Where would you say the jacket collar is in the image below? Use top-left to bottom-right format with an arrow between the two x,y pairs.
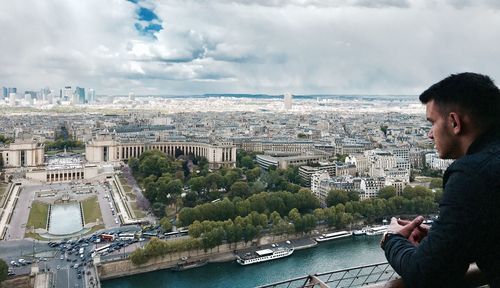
466,127 -> 500,155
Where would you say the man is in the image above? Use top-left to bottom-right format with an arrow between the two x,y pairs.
380,72 -> 500,288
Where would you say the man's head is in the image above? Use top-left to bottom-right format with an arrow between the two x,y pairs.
419,72 -> 500,159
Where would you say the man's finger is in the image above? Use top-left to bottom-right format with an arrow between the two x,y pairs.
397,219 -> 411,225
390,217 -> 398,225
407,216 -> 424,230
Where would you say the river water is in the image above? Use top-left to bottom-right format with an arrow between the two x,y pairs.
102,236 -> 386,288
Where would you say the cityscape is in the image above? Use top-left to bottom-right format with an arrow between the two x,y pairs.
0,91 -> 451,288
1,1 -> 499,288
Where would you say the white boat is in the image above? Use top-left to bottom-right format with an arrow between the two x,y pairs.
315,231 -> 352,242
365,225 -> 388,236
236,247 -> 294,265
353,228 -> 367,236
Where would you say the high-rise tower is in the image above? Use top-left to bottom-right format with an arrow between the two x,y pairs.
284,92 -> 293,110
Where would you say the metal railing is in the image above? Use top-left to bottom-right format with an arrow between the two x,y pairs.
258,262 -> 399,288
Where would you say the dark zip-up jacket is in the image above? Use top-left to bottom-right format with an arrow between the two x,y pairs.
382,128 -> 500,288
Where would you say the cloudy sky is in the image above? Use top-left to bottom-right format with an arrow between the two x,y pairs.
1,0 -> 500,95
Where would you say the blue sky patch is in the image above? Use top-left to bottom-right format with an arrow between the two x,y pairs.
129,1 -> 163,39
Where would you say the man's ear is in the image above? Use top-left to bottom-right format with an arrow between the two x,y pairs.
449,112 -> 461,134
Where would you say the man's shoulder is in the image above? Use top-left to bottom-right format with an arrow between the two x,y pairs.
448,141 -> 500,173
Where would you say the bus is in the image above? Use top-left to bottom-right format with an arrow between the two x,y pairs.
178,228 -> 189,236
95,244 -> 111,254
100,234 -> 115,242
119,233 -> 136,241
142,231 -> 158,238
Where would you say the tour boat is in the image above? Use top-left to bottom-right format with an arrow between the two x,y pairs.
365,225 -> 388,236
353,228 -> 367,236
315,230 -> 353,242
236,246 -> 294,265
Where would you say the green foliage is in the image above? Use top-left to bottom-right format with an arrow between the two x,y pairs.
0,258 -> 7,283
335,154 -> 348,162
230,181 -> 250,198
159,217 -> 173,232
152,202 -> 166,218
240,156 -> 255,169
429,178 -> 443,189
44,139 -> 84,151
380,125 -> 388,137
326,189 -> 349,207
177,190 -> 320,227
402,185 -> 433,199
128,157 -> 140,171
188,176 -> 206,193
0,135 -> 13,144
378,186 -> 397,200
130,237 -> 202,265
245,167 -> 261,182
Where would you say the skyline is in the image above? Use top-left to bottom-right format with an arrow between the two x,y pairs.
1,0 -> 500,95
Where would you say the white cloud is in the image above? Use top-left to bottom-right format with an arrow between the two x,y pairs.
1,0 -> 500,95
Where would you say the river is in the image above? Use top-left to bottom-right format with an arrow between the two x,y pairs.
102,235 -> 386,288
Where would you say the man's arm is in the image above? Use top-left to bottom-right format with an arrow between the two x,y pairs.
382,170 -> 477,288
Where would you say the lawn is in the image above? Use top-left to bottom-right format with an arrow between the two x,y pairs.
27,201 -> 49,229
130,202 -> 146,218
0,183 -> 8,207
82,196 -> 103,224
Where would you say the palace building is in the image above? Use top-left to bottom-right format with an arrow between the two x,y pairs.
85,134 -> 237,169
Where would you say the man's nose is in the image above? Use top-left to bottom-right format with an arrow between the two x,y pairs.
428,129 -> 433,140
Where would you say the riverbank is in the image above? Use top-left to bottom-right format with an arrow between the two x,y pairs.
97,233 -> 319,280
102,235 -> 387,288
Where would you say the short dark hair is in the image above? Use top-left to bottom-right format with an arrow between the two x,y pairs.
419,72 -> 500,130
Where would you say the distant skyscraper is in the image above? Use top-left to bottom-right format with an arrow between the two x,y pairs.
9,93 -> 16,106
8,87 -> 17,94
87,89 -> 95,103
63,86 -> 72,102
2,87 -> 7,98
129,91 -> 135,101
284,92 -> 293,110
75,87 -> 85,104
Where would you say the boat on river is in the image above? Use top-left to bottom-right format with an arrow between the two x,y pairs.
171,259 -> 208,271
236,246 -> 294,265
365,225 -> 388,236
353,228 -> 368,236
315,231 -> 352,242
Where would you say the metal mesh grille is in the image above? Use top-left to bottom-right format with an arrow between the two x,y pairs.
258,262 -> 399,288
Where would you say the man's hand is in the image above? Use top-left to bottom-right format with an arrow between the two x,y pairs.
397,218 -> 430,246
386,216 -> 426,246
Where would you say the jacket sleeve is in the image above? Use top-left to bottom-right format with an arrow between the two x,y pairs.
383,169 -> 480,288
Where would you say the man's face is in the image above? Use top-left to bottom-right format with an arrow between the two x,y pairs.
426,100 -> 458,159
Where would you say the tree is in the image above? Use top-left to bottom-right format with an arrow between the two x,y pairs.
347,190 -> 360,202
0,258 -> 7,283
249,181 -> 265,194
206,173 -> 224,191
326,189 -> 349,207
188,176 -> 206,193
429,178 -> 443,189
380,125 -> 388,137
245,167 -> 261,182
240,155 -> 254,169
152,202 -> 166,218
230,181 -> 250,198
224,171 -> 241,189
378,186 -> 397,200
159,217 -> 173,232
